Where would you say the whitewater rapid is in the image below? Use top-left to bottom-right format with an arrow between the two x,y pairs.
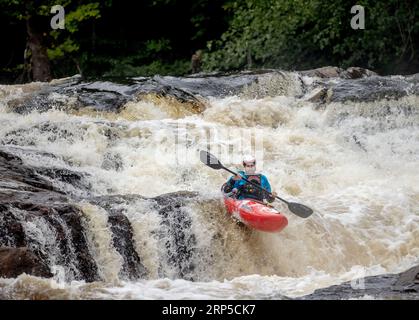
0,71 -> 418,299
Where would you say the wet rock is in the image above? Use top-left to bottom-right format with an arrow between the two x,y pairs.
135,91 -> 206,116
0,149 -> 99,281
301,264 -> 419,300
327,76 -> 413,102
0,146 -> 91,196
0,247 -> 53,279
76,91 -> 129,112
1,146 -> 201,282
346,67 -> 378,79
0,202 -> 100,282
0,205 -> 26,247
7,80 -> 129,114
0,147 -> 91,197
239,71 -> 303,98
90,191 -> 200,280
0,149 -> 58,193
107,212 -> 146,280
4,71 -> 266,115
6,76 -> 83,114
5,67 -> 384,115
306,87 -> 328,103
92,192 -> 200,280
300,66 -> 346,78
49,74 -> 83,86
91,195 -> 148,280
393,265 -> 419,291
34,167 -> 92,192
2,122 -> 76,147
153,190 -> 199,204
300,66 -> 377,79
8,93 -> 79,114
153,191 -> 199,280
146,73 -> 260,97
57,205 -> 100,282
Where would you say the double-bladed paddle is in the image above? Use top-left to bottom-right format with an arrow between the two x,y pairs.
199,150 -> 313,218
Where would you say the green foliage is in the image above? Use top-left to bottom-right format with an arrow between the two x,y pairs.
64,3 -> 101,33
38,1 -> 72,16
102,58 -> 190,77
47,2 -> 101,61
0,0 -> 103,80
203,0 -> 419,73
145,39 -> 172,54
2,0 -> 419,82
47,38 -> 79,60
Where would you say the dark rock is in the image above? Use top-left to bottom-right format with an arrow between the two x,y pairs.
91,191 -> 199,280
300,66 -> 377,79
0,247 -> 53,278
153,190 -> 199,205
6,75 -> 83,114
0,206 -> 26,247
9,92 -> 77,114
306,87 -> 328,103
0,146 -> 203,282
90,195 -> 148,280
7,80 -> 130,114
0,146 -> 91,196
301,264 -> 419,300
108,212 -> 147,280
393,265 -> 419,291
134,85 -> 206,114
34,167 -> 91,192
153,191 -> 199,280
0,149 -> 59,193
5,67 -> 386,118
146,73 -> 260,97
75,91 -> 128,112
300,66 -> 346,78
5,67 -> 385,116
58,205 -> 100,282
2,123 -> 75,147
346,67 -> 378,79
327,76 -> 412,102
0,202 -> 100,282
0,149 -> 99,281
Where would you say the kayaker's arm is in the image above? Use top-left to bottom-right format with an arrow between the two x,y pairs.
223,173 -> 244,194
261,175 -> 275,203
223,175 -> 239,193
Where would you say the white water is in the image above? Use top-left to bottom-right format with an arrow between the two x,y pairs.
0,74 -> 418,299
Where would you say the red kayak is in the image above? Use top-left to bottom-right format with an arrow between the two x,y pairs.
223,195 -> 288,233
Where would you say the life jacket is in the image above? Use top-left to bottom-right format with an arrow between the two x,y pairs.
240,174 -> 263,200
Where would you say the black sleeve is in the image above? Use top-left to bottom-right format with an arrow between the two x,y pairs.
222,179 -> 235,193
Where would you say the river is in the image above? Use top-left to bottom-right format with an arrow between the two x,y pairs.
0,69 -> 418,299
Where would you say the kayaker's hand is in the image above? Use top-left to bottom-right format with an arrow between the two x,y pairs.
232,188 -> 239,194
266,191 -> 277,203
233,174 -> 242,181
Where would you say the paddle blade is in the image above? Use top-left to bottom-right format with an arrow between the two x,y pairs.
199,150 -> 224,170
288,202 -> 313,218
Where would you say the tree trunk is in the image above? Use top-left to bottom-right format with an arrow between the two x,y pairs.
26,17 -> 52,82
247,46 -> 252,69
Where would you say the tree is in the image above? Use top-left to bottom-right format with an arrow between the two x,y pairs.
1,0 -> 102,82
203,0 -> 419,74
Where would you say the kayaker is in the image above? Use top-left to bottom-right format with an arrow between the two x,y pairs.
222,155 -> 277,203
